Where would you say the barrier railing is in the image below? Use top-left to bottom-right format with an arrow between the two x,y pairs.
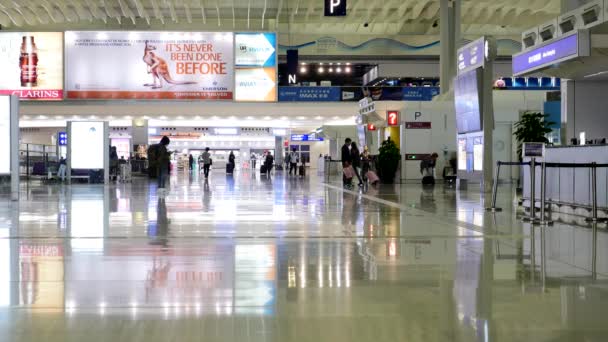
486,161 -> 530,212
489,159 -> 608,224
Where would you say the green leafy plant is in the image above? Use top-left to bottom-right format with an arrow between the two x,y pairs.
513,112 -> 554,160
377,137 -> 401,183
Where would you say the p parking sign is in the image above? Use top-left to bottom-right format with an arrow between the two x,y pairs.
325,0 -> 346,16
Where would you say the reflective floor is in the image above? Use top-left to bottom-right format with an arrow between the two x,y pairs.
1,170 -> 608,341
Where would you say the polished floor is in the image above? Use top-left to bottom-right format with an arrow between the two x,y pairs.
1,169 -> 608,342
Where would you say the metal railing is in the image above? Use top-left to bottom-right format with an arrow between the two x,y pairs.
488,159 -> 608,224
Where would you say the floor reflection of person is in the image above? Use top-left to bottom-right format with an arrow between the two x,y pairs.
148,197 -> 170,247
202,179 -> 211,212
341,192 -> 359,236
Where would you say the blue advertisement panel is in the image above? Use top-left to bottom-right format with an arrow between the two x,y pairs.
401,87 -> 440,101
279,87 -> 341,102
235,32 -> 277,68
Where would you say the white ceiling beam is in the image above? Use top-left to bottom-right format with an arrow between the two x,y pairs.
275,0 -> 283,28
231,0 -> 235,28
38,0 -> 65,23
150,0 -> 164,24
215,0 -> 220,26
85,0 -> 108,23
247,0 -> 250,28
117,0 -> 136,24
184,3 -> 192,23
102,0 -> 122,24
262,0 -> 267,29
305,0 -> 314,21
165,0 -> 178,23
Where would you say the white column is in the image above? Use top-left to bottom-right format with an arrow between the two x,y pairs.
10,96 -> 19,201
131,119 -> 149,153
440,0 -> 458,94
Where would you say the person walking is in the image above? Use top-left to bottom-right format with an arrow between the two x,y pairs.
288,148 -> 299,176
227,151 -> 236,174
341,138 -> 353,186
57,156 -> 67,181
250,152 -> 257,170
350,141 -> 364,187
157,136 -> 171,193
188,154 -> 194,171
201,147 -> 212,178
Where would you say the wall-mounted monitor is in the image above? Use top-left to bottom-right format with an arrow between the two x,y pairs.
454,69 -> 482,134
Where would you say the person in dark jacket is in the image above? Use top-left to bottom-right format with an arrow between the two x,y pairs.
341,138 -> 352,186
350,141 -> 364,187
157,136 -> 171,193
188,154 -> 194,171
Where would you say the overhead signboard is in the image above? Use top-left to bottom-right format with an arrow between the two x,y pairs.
70,122 -> 105,169
324,0 -> 347,16
278,87 -> 341,102
235,33 -> 277,67
0,96 -> 10,174
512,32 -> 587,76
0,32 -> 63,100
65,31 -> 234,100
457,37 -> 487,74
291,134 -> 324,142
405,122 -> 432,129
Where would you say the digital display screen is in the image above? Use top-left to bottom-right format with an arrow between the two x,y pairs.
454,69 -> 482,134
0,96 -> 10,174
71,121 -> 104,169
357,125 -> 366,148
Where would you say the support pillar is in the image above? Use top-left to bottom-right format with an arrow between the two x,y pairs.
131,119 -> 149,156
439,0 -> 460,94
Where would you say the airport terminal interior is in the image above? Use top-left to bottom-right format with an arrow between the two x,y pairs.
1,0 -> 608,341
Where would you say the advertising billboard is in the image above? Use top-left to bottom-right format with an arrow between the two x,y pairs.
0,96 -> 9,174
0,32 -> 63,100
65,31 -> 234,100
235,32 -> 277,102
235,68 -> 277,102
235,33 -> 277,67
70,122 -> 105,169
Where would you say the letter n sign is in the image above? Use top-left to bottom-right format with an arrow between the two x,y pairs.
325,0 -> 346,16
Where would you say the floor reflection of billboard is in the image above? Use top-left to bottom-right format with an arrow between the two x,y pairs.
454,69 -> 482,134
235,244 -> 276,315
458,138 -> 467,171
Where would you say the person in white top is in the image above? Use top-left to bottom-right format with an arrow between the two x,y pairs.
288,148 -> 299,176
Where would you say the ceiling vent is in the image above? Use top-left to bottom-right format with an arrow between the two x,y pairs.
540,24 -> 556,41
559,15 -> 577,34
521,29 -> 538,49
582,5 -> 600,24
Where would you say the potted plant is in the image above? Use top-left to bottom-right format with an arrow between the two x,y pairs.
377,137 -> 401,183
513,111 -> 554,160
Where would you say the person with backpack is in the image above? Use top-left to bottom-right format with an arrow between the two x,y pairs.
157,136 -> 171,193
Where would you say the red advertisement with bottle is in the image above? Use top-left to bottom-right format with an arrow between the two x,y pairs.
0,32 -> 63,100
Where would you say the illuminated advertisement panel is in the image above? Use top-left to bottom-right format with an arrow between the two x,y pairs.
65,31 -> 234,100
70,121 -> 105,169
0,96 -> 10,174
235,32 -> 277,102
0,32 -> 63,100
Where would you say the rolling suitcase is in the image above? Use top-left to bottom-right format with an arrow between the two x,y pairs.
299,165 -> 305,176
226,163 -> 234,174
260,164 -> 267,174
366,170 -> 379,184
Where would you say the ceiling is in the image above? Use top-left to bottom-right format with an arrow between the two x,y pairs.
0,0 -> 560,37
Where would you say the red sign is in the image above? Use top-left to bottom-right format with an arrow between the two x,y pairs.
367,123 -> 376,131
387,110 -> 400,126
405,122 -> 432,129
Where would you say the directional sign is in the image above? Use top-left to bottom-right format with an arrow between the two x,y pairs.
58,131 -> 67,146
235,33 -> 277,67
387,110 -> 400,126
